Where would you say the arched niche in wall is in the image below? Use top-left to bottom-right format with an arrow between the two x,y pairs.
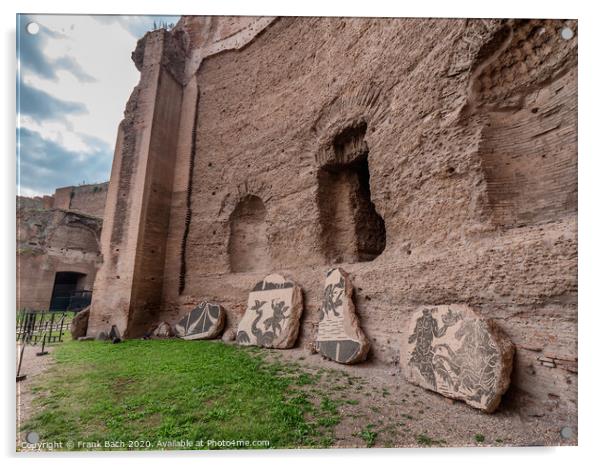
228,195 -> 271,273
317,121 -> 386,264
469,19 -> 577,227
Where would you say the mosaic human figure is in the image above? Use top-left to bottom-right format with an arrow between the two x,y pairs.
408,308 -> 458,389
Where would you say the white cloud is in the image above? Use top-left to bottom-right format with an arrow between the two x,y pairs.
22,14 -> 142,148
20,116 -> 91,153
18,14 -> 180,196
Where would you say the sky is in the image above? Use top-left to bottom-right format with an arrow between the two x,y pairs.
16,14 -> 180,197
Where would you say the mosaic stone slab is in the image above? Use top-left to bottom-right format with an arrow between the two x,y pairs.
151,321 -> 174,338
175,302 -> 226,340
403,304 -> 514,412
315,268 -> 369,364
236,274 -> 303,348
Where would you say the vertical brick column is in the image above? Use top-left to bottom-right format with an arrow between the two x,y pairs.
88,29 -> 184,337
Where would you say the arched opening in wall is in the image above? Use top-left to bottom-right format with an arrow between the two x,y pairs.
228,195 -> 271,273
472,20 -> 577,227
49,271 -> 88,311
318,123 -> 386,264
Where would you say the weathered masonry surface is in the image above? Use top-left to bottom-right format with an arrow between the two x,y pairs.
89,17 -> 577,417
17,183 -> 107,311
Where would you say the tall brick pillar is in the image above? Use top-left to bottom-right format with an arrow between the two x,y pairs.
88,29 -> 185,338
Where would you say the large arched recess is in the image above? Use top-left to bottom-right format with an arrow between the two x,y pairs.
317,122 -> 386,264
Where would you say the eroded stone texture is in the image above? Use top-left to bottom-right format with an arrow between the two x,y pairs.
17,185 -> 105,311
403,304 -> 514,412
70,307 -> 90,339
316,268 -> 369,364
236,274 -> 303,348
175,302 -> 225,340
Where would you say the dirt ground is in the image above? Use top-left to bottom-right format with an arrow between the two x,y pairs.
16,342 -> 57,446
16,339 -> 577,449
262,347 -> 578,448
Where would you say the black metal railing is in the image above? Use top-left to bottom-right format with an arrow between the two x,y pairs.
68,290 -> 92,311
16,310 -> 72,344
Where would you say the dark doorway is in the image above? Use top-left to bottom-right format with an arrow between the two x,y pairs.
49,272 -> 86,311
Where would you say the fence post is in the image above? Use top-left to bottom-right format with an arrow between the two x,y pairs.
16,342 -> 27,382
58,314 -> 65,343
36,333 -> 49,356
49,312 -> 55,343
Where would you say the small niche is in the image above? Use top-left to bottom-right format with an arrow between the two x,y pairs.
228,195 -> 271,273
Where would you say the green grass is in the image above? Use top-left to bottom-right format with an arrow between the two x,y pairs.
22,339 -> 340,450
359,425 -> 378,447
416,433 -> 445,447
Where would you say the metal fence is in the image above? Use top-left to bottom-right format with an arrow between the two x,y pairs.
49,290 -> 92,312
16,310 -> 72,345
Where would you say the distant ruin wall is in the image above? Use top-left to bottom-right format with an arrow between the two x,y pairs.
17,196 -> 103,311
53,182 -> 108,218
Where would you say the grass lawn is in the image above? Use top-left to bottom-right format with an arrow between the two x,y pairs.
22,339 -> 340,450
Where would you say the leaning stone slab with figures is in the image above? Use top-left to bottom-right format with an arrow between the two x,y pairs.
236,274 -> 304,349
404,304 -> 515,412
315,268 -> 370,364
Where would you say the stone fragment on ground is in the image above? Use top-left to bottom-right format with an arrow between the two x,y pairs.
175,302 -> 226,340
109,325 -> 122,343
236,274 -> 303,348
70,307 -> 89,339
403,304 -> 514,412
151,321 -> 174,338
315,267 -> 369,364
221,328 -> 236,342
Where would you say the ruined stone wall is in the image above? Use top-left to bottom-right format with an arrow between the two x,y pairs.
87,29 -> 186,336
88,17 -> 278,337
53,182 -> 108,218
155,17 -> 576,415
17,202 -> 102,310
17,195 -> 53,210
89,17 -> 577,417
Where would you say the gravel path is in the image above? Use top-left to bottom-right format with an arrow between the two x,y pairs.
264,347 -> 578,448
16,342 -> 57,447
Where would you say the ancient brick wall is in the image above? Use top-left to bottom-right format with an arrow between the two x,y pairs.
155,17 -> 576,415
87,29 -> 186,337
17,204 -> 102,311
90,17 -> 577,417
66,183 -> 109,218
53,182 -> 108,218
